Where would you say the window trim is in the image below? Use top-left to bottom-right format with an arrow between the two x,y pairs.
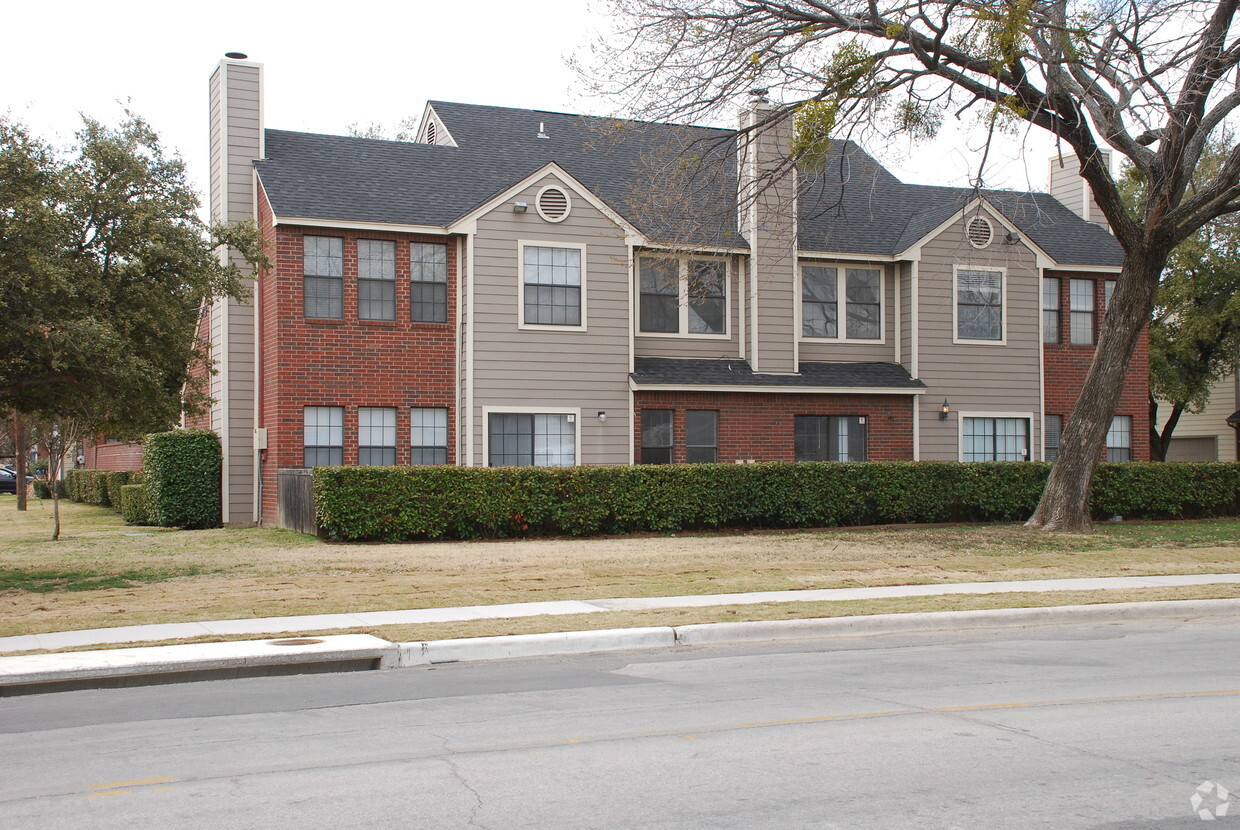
952,265 -> 1007,345
957,411 -> 1034,462
1106,414 -> 1132,462
634,254 -> 731,340
517,240 -> 588,332
302,405 -> 344,467
409,241 -> 449,324
481,406 -> 581,467
410,406 -> 450,466
1042,276 -> 1061,345
357,406 -> 398,466
302,235 -> 344,320
1069,278 -> 1096,345
357,239 -> 397,322
796,261 -> 887,344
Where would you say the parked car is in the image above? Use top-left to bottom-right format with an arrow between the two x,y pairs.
0,468 -> 35,495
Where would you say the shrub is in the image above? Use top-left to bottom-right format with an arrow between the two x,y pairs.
311,461 -> 1240,542
119,484 -> 150,525
104,471 -> 134,513
65,469 -> 110,505
143,429 -> 222,529
32,479 -> 67,499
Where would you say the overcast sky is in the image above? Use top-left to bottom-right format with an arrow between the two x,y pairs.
3,0 -> 1067,215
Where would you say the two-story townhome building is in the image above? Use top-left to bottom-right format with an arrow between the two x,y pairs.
195,56 -> 1144,527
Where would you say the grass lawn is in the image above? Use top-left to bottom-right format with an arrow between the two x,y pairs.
1,494 -> 1238,646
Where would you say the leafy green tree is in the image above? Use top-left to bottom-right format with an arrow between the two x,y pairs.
587,0 -> 1240,530
0,113 -> 267,525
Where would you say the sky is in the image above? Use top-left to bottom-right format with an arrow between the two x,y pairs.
2,0 -> 1068,215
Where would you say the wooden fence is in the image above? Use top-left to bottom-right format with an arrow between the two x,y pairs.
277,468 -> 316,535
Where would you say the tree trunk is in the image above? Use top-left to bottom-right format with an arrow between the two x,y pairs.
1154,403 -> 1184,462
1027,254 -> 1163,531
52,488 -> 60,541
13,415 -> 27,512
1148,395 -> 1165,462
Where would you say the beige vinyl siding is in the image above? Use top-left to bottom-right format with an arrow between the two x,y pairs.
634,254 -> 743,359
798,262 -> 898,363
208,68 -> 223,226
899,261 -> 914,375
223,64 -> 261,223
751,227 -> 798,373
1159,374 -> 1239,462
914,208 -> 1042,460
1048,152 -> 1110,228
225,292 -> 255,519
470,174 -> 631,465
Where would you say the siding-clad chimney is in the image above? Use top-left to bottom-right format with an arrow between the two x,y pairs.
207,56 -> 263,525
1048,149 -> 1112,230
738,102 -> 799,374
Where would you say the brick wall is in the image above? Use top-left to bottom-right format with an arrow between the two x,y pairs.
256,185 -> 458,525
82,440 -> 144,472
1043,271 -> 1150,460
632,391 -> 915,463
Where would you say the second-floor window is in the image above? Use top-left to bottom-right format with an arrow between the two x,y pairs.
638,256 -> 727,336
955,268 -> 1004,342
522,245 -> 582,327
303,236 -> 343,319
1043,277 -> 1061,344
1070,279 -> 1095,344
801,265 -> 882,340
358,240 -> 396,321
411,242 -> 448,323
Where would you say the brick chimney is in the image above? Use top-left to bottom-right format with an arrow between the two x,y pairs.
737,99 -> 799,374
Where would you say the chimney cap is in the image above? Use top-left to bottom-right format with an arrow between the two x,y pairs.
749,87 -> 769,101
224,52 -> 249,60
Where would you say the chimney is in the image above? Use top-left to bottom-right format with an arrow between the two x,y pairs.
737,98 -> 799,374
206,54 -> 264,525
1048,149 -> 1112,231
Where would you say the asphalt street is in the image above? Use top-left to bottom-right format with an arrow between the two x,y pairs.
1,617 -> 1237,828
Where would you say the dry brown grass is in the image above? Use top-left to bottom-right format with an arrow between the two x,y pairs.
1,496 -> 1238,641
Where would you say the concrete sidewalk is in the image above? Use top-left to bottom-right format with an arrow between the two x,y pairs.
3,572 -> 1239,654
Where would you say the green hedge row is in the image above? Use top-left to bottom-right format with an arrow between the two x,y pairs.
120,484 -> 150,525
312,461 -> 1240,543
66,470 -> 111,505
144,429 -> 221,529
32,479 -> 66,499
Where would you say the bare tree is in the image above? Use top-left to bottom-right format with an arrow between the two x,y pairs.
583,0 -> 1240,530
25,417 -> 87,540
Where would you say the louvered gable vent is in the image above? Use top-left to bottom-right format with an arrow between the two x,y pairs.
536,186 -> 571,222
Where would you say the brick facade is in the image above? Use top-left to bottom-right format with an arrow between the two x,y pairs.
255,185 -> 459,524
632,391 -> 916,463
81,440 -> 144,472
1043,271 -> 1150,460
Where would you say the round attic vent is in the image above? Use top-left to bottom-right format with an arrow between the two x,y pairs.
536,186 -> 571,223
966,216 -> 993,248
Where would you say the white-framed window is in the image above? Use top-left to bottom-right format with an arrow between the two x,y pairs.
519,242 -> 585,329
1043,277 -> 1061,344
1070,278 -> 1095,344
800,264 -> 883,341
1044,414 -> 1062,461
794,415 -> 868,461
686,410 -> 718,463
411,407 -> 448,465
1107,415 -> 1132,461
303,406 -> 343,467
637,255 -> 728,337
486,410 -> 578,467
410,242 -> 448,323
640,409 -> 673,464
358,240 -> 396,321
303,236 -> 343,319
358,407 -> 397,466
954,267 -> 1005,343
961,416 -> 1030,461
1104,279 -> 1116,309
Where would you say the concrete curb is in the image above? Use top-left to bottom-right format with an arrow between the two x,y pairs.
3,600 -> 1239,693
0,635 -> 396,693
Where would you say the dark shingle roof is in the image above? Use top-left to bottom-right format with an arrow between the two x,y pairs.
631,357 -> 925,390
256,101 -> 1123,267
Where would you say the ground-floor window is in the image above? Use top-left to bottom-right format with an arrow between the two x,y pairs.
411,407 -> 449,465
358,407 -> 397,466
794,415 -> 868,462
640,410 -> 673,464
489,413 -> 576,467
1044,415 -> 1062,461
1106,415 -> 1132,461
963,417 -> 1029,461
304,406 -> 344,467
686,410 -> 718,463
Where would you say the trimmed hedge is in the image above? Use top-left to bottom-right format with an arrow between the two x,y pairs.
104,471 -> 133,513
120,484 -> 150,526
32,478 -> 66,499
312,461 -> 1240,543
65,469 -> 110,505
143,429 -> 222,529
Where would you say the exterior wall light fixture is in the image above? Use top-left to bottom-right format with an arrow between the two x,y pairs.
940,399 -> 951,420
597,411 -> 607,422
513,202 -> 529,213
